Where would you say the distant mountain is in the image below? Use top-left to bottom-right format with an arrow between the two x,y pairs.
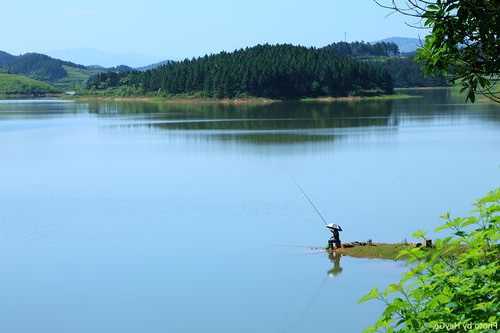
0,50 -> 106,90
380,37 -> 423,53
46,48 -> 160,68
5,53 -> 85,82
0,51 -> 16,67
136,60 -> 173,71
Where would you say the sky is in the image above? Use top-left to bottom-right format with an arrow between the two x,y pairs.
1,0 -> 422,66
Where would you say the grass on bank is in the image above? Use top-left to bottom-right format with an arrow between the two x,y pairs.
0,73 -> 60,96
332,241 -> 466,261
301,93 -> 420,103
335,243 -> 412,260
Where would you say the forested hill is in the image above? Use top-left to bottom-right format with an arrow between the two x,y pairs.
0,51 -> 131,90
0,51 -> 16,67
87,44 -> 394,99
0,73 -> 60,96
0,52 -> 85,81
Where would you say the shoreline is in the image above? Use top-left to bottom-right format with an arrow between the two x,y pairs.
329,241 -> 461,261
395,86 -> 452,91
308,242 -> 418,261
0,93 -> 63,99
70,95 -> 278,105
68,92 -> 420,105
301,94 -> 420,103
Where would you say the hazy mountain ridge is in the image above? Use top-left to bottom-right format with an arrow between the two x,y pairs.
379,37 -> 422,53
136,60 -> 174,71
0,51 -> 17,67
46,48 -> 161,68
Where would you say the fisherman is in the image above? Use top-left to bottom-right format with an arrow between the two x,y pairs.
326,224 -> 342,249
293,182 -> 342,250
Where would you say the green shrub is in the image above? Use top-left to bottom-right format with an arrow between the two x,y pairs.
360,188 -> 499,333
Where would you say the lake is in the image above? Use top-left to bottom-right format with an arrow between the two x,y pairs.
0,90 -> 499,333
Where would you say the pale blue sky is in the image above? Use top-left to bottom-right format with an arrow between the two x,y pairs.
2,0 -> 419,62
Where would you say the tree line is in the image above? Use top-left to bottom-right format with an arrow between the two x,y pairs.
381,56 -> 448,87
87,44 -> 395,99
323,41 -> 400,57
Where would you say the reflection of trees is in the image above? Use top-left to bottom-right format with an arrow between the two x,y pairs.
87,89 -> 500,147
0,101 -> 86,120
391,89 -> 500,125
327,251 -> 343,277
211,133 -> 335,145
87,99 -> 395,126
151,101 -> 395,130
89,99 -> 400,146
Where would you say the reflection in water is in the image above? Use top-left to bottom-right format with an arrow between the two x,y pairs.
212,132 -> 335,145
0,100 -> 87,120
87,89 -> 500,148
89,99 -> 406,152
281,249 -> 344,332
327,251 -> 344,277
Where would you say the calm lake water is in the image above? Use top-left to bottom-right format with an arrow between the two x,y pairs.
0,90 -> 499,333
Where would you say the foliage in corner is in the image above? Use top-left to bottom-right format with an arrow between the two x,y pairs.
360,188 -> 499,333
375,0 -> 500,103
417,0 -> 500,103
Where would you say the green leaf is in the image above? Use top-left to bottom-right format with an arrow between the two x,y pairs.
412,230 -> 426,239
384,283 -> 402,297
359,288 -> 380,304
427,4 -> 439,11
435,294 -> 450,304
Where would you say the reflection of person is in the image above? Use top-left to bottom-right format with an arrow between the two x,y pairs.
327,251 -> 343,277
326,224 -> 342,249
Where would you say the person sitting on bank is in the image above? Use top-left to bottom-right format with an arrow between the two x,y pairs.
326,224 -> 342,249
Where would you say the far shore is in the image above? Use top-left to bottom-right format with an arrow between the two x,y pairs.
0,93 -> 63,99
395,86 -> 452,91
301,94 -> 420,103
68,92 -> 421,105
70,95 -> 278,105
0,88 -> 440,104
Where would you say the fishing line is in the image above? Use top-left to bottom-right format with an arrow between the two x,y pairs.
293,180 -> 328,226
279,274 -> 330,333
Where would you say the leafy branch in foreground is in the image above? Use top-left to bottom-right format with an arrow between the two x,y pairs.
360,188 -> 499,333
375,0 -> 500,103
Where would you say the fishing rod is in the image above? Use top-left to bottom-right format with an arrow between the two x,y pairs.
294,181 -> 328,226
